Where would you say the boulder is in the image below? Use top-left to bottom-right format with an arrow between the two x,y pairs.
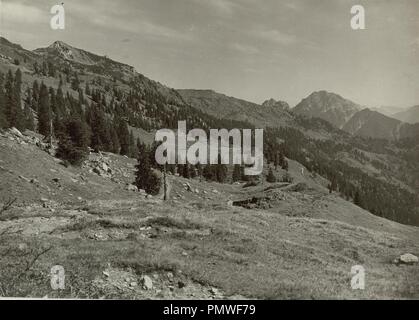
9,127 -> 23,138
126,184 -> 138,192
395,253 -> 418,265
140,275 -> 153,290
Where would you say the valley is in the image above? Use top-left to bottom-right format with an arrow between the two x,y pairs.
0,36 -> 418,299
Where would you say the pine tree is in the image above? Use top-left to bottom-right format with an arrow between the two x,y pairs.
216,155 -> 227,183
71,74 -> 80,91
117,119 -> 130,156
56,117 -> 90,166
189,165 -> 197,178
55,86 -> 65,116
31,80 -> 39,112
88,104 -> 109,152
135,148 -> 160,195
266,167 -> 277,183
110,125 -> 120,154
0,72 -> 7,128
129,130 -> 137,158
282,158 -> 289,171
85,83 -> 91,96
203,164 -> 215,181
354,189 -> 363,207
232,164 -> 242,182
23,103 -> 35,131
182,163 -> 190,179
4,69 -> 24,130
37,83 -> 51,136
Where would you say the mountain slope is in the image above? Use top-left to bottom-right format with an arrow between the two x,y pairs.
1,129 -> 418,299
342,109 -> 403,140
34,40 -> 135,76
392,105 -> 419,124
343,109 -> 419,140
178,89 -> 294,128
293,91 -> 362,129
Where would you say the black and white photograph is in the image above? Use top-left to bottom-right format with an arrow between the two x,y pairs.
0,0 -> 418,305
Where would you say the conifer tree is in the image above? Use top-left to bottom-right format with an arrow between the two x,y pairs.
56,116 -> 90,166
110,125 -> 120,154
129,130 -> 137,158
37,83 -> 51,136
266,167 -> 277,183
203,164 -> 215,181
0,72 -> 7,128
354,189 -> 363,207
182,163 -> 190,179
216,155 -> 227,183
117,119 -> 130,156
232,164 -> 242,182
135,148 -> 160,195
23,103 -> 35,131
4,69 -> 24,130
89,104 -> 109,152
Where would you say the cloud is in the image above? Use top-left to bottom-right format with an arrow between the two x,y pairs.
197,0 -> 237,16
255,29 -> 297,46
231,43 -> 259,55
0,1 -> 46,25
66,1 -> 193,42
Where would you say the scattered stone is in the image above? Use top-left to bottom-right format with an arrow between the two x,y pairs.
30,178 -> 39,184
52,178 -> 60,183
9,127 -> 23,138
210,288 -> 219,295
146,194 -> 153,199
394,253 -> 418,265
19,175 -> 30,182
129,282 -> 138,288
212,189 -> 219,194
182,251 -> 188,257
101,163 -> 109,172
140,275 -> 153,290
103,271 -> 110,277
126,184 -> 138,192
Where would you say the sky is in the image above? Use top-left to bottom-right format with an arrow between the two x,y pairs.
0,0 -> 418,108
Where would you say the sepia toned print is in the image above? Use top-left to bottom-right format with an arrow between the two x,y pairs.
0,0 -> 418,301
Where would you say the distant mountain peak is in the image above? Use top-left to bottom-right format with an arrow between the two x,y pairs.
261,98 -> 290,111
33,40 -> 135,74
293,90 -> 361,128
392,105 -> 419,124
49,40 -> 71,49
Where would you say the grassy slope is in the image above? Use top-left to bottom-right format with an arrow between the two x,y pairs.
0,132 -> 418,299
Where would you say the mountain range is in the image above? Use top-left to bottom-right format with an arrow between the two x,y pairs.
392,105 -> 419,124
0,37 -> 418,227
